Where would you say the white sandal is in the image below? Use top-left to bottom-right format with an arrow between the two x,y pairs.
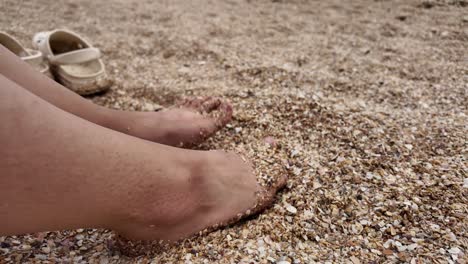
32,29 -> 111,95
0,32 -> 51,77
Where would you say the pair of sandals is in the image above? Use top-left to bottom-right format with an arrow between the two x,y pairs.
0,29 -> 110,95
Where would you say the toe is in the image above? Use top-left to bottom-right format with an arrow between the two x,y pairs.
251,174 -> 288,215
169,97 -> 233,147
201,97 -> 222,113
191,97 -> 211,108
199,99 -> 233,131
212,173 -> 287,230
212,101 -> 233,128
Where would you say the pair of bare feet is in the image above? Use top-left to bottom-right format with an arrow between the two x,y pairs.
0,44 -> 285,243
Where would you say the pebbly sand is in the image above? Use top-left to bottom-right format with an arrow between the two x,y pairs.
1,0 -> 467,263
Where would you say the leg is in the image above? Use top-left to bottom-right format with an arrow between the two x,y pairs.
0,74 -> 280,241
0,45 -> 232,147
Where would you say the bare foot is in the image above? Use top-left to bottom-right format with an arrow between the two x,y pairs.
0,75 -> 283,252
109,150 -> 286,245
0,46 -> 231,148
105,97 -> 233,147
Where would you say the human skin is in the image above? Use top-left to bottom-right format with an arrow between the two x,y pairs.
0,73 -> 281,241
0,44 -> 232,147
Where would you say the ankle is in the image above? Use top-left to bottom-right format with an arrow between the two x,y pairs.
107,149 -> 209,240
98,108 -> 169,142
96,107 -> 126,131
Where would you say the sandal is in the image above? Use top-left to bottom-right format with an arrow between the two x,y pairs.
0,32 -> 51,77
32,29 -> 111,95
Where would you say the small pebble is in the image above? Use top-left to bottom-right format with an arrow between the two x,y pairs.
397,245 -> 407,252
448,247 -> 460,255
407,243 -> 418,251
285,203 -> 297,214
41,246 -> 51,253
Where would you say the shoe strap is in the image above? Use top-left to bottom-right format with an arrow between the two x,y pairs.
21,49 -> 42,63
48,47 -> 101,65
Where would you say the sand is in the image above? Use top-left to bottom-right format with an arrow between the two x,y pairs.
1,0 -> 467,263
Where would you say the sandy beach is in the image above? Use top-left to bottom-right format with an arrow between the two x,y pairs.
1,0 -> 467,263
